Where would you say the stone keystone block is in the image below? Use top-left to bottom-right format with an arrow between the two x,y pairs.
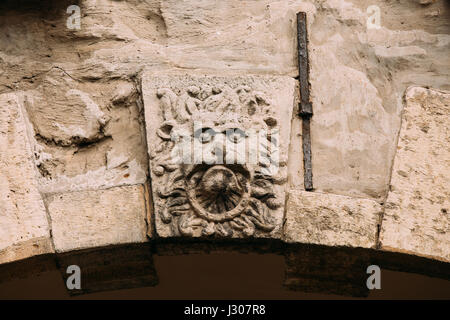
142,72 -> 296,238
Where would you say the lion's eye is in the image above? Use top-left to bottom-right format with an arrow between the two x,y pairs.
227,128 -> 246,144
195,128 -> 215,144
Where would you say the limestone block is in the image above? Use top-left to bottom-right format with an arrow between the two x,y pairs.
160,0 -> 316,75
309,36 -> 396,200
380,87 -> 450,262
0,92 -> 53,264
283,190 -> 381,248
142,72 -> 296,238
47,185 -> 149,253
25,68 -> 109,147
73,0 -> 316,78
21,70 -> 148,195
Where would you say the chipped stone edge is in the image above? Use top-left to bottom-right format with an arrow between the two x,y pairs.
0,92 -> 55,264
377,86 -> 450,264
0,237 -> 54,265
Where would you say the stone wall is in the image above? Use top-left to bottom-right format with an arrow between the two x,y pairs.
0,0 -> 448,294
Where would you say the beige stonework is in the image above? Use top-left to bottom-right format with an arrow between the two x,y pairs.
1,0 -> 448,203
284,190 -> 381,248
380,87 -> 450,262
21,72 -> 148,195
142,72 -> 295,238
0,0 -> 448,270
0,93 -> 53,264
47,185 -> 149,253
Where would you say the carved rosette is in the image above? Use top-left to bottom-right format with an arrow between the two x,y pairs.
142,74 -> 295,238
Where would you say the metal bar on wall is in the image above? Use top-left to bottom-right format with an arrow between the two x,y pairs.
296,12 -> 313,191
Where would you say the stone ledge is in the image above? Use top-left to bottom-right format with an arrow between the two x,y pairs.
0,237 -> 54,266
283,190 -> 381,249
47,185 -> 149,253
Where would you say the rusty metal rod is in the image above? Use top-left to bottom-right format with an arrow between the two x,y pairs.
296,12 -> 313,191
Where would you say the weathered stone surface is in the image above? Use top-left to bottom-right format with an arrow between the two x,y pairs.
1,0 -> 448,202
306,1 -> 449,200
0,0 -> 448,272
0,92 -> 53,264
142,72 -> 295,238
380,87 -> 449,262
287,97 -> 304,191
26,68 -> 109,147
47,185 -> 149,253
21,70 -> 148,195
283,190 -> 381,248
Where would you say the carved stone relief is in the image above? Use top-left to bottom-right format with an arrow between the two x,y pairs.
142,73 -> 296,238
